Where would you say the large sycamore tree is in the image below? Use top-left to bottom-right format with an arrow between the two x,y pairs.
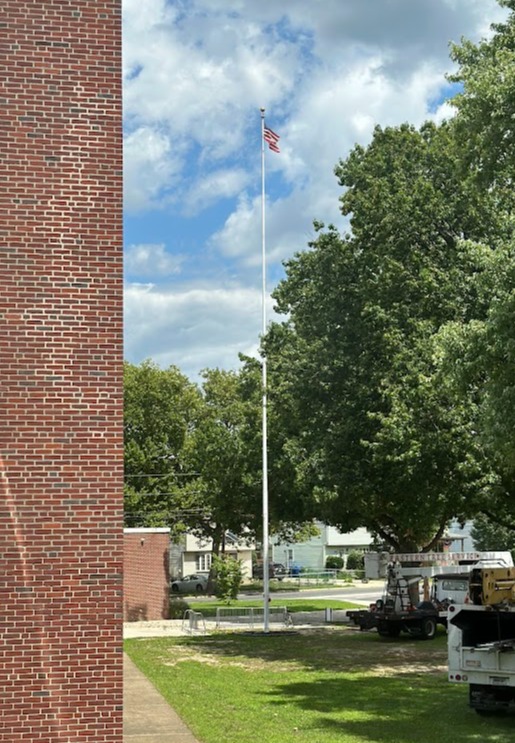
440,0 -> 515,532
265,121 -> 499,551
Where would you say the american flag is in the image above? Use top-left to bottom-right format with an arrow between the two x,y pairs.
263,126 -> 280,153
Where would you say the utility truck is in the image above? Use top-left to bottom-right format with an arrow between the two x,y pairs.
448,566 -> 515,713
347,551 -> 513,640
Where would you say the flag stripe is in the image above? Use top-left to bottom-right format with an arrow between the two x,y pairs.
263,125 -> 280,153
263,126 -> 280,143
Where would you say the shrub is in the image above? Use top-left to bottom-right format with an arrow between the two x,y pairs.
213,555 -> 244,604
325,555 -> 344,570
169,596 -> 190,619
346,550 -> 365,571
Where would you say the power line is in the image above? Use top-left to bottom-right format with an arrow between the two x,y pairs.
124,472 -> 200,478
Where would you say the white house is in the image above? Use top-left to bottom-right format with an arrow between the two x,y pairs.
170,531 -> 255,580
271,523 -> 373,572
446,520 -> 475,551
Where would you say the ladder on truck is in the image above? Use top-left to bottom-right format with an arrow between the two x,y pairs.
391,551 -> 512,566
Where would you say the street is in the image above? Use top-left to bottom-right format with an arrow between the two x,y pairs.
242,580 -> 384,606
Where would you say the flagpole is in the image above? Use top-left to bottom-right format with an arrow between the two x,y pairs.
260,107 -> 270,633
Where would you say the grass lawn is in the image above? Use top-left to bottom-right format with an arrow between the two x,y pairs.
125,626 -> 515,743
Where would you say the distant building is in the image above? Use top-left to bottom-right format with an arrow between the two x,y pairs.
446,520 -> 475,551
170,531 -> 255,580
271,523 -> 373,571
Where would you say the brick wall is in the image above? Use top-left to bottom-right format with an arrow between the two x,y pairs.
124,529 -> 171,621
1,2 -> 123,741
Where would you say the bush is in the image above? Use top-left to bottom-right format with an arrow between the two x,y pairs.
325,555 -> 344,570
213,555 -> 244,603
346,550 -> 365,571
169,596 -> 190,619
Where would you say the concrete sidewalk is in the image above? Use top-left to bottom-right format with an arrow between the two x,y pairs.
124,654 -> 201,743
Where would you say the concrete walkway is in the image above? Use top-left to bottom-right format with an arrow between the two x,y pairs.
124,654 -> 201,743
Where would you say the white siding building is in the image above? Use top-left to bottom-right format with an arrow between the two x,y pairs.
170,531 -> 255,580
271,523 -> 373,572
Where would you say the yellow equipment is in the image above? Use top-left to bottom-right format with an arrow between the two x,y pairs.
469,567 -> 515,606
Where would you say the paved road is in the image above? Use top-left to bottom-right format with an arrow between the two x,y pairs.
239,581 -> 384,605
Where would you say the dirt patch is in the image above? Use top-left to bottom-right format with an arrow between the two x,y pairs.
159,626 -> 448,677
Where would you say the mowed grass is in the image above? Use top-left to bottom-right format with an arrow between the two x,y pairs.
125,626 -> 515,743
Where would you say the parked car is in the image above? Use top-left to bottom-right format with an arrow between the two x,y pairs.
253,562 -> 287,581
171,574 -> 209,594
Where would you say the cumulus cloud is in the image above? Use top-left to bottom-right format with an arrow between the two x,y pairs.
122,0 -> 508,377
124,281 -> 278,380
124,126 -> 187,212
182,168 -> 251,215
125,243 -> 185,278
123,0 -> 505,214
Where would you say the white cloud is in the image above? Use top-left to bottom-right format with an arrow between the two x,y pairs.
209,54 -> 453,269
124,126 -> 186,212
122,0 -> 508,376
182,168 -> 251,215
125,243 -> 184,278
124,281 -> 277,380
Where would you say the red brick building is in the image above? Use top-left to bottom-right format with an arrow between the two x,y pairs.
1,2 -> 124,741
124,529 -> 171,621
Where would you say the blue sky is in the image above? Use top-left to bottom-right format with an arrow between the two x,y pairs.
122,0 -> 506,380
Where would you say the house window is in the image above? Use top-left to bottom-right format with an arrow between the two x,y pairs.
196,553 -> 212,572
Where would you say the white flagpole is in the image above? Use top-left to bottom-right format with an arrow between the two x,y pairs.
260,107 -> 270,633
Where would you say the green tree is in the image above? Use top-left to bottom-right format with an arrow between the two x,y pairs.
123,360 -> 202,532
471,513 -> 515,556
239,354 -> 318,533
266,122 -> 497,551
449,0 -> 515,206
325,555 -> 344,570
345,551 -> 365,571
439,2 -> 515,527
182,367 -> 261,559
437,245 -> 515,528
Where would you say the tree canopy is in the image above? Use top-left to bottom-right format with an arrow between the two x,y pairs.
439,0 -> 515,530
123,0 -> 515,549
123,360 -> 202,532
265,121 -> 499,551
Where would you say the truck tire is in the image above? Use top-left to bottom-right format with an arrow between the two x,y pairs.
377,621 -> 401,638
377,622 -> 390,637
386,622 -> 402,637
419,616 -> 437,640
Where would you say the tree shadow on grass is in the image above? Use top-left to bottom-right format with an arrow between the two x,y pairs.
262,673 -> 514,743
155,626 -> 450,674
126,632 -> 515,743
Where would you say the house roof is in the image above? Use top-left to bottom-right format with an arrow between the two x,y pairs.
325,526 -> 373,547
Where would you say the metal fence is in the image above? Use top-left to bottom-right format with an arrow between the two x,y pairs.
215,606 -> 291,629
283,569 -> 365,585
182,609 -> 207,635
295,570 -> 338,585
